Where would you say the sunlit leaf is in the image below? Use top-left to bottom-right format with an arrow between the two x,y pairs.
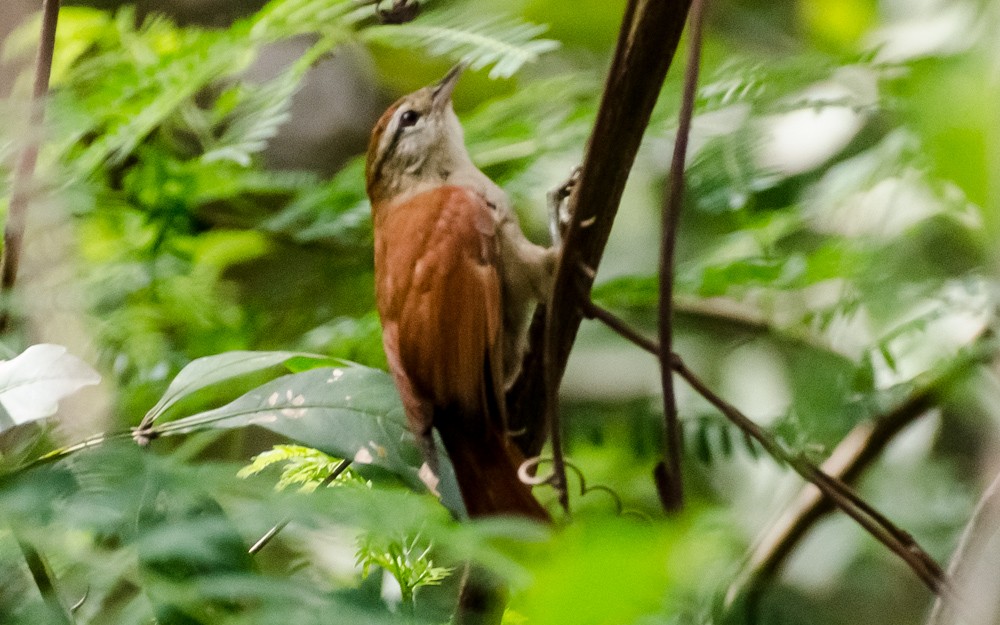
0,344 -> 100,430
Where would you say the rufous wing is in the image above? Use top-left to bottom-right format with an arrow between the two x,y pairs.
374,185 -> 503,418
373,185 -> 547,520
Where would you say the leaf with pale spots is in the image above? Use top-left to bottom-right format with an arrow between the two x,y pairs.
149,365 -> 464,515
141,350 -> 335,427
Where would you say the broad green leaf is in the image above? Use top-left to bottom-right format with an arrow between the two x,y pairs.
0,344 -> 101,431
153,366 -> 464,515
142,350 -> 330,425
515,517 -> 738,625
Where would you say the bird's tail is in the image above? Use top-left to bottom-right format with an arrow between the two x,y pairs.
435,408 -> 549,522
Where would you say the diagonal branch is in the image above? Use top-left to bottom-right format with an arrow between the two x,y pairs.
247,458 -> 352,555
725,340 -> 990,608
577,298 -> 951,598
507,0 -> 694,456
0,0 -> 61,334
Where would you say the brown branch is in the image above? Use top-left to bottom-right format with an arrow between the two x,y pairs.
578,300 -> 952,598
580,296 -> 659,356
0,0 -> 61,334
724,331 -> 993,608
671,356 -> 950,596
725,382 -> 940,606
656,0 -> 708,513
507,0 -> 695,456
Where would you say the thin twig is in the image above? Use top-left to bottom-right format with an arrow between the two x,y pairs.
519,456 -> 627,515
673,296 -> 837,357
543,301 -> 569,512
0,0 -> 61,334
248,519 -> 290,556
580,295 -> 659,356
70,587 -> 89,613
926,470 -> 1000,625
247,458 -> 352,555
670,356 -> 950,596
656,0 -> 708,513
578,299 -> 951,596
725,332 -> 992,607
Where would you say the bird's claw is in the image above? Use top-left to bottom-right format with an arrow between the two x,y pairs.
548,166 -> 581,247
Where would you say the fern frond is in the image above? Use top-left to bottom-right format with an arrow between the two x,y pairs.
238,444 -> 361,492
463,75 -> 595,168
62,20 -> 254,174
248,0 -> 362,42
261,157 -> 372,246
363,7 -> 559,79
356,530 -> 452,602
202,71 -> 299,166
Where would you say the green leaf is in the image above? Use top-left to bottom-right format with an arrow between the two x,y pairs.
694,420 -> 712,464
248,0 -> 361,42
356,531 -> 452,603
152,366 -> 464,515
142,350 -> 329,425
260,158 -> 372,246
591,275 -> 658,311
134,462 -> 257,625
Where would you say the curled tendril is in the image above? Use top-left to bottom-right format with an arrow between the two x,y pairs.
519,456 -> 651,519
517,456 -> 554,486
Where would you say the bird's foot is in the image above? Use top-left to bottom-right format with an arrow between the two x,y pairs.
547,166 -> 581,247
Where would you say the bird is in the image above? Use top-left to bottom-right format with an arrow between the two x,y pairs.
365,64 -> 557,522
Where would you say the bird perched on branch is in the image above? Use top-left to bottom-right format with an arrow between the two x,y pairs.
366,64 -> 558,522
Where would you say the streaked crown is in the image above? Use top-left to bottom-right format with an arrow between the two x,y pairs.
365,64 -> 468,206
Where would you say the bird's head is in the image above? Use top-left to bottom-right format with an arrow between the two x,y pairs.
365,63 -> 470,205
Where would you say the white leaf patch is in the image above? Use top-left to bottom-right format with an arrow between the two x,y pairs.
0,344 -> 101,425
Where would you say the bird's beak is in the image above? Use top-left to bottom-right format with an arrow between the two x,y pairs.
432,62 -> 466,109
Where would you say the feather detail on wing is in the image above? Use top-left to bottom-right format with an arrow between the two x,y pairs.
374,185 -> 548,521
374,185 -> 504,427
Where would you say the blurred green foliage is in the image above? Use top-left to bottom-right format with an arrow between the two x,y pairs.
1,0 -> 998,624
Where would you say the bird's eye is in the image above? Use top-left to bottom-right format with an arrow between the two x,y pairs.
399,109 -> 421,128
